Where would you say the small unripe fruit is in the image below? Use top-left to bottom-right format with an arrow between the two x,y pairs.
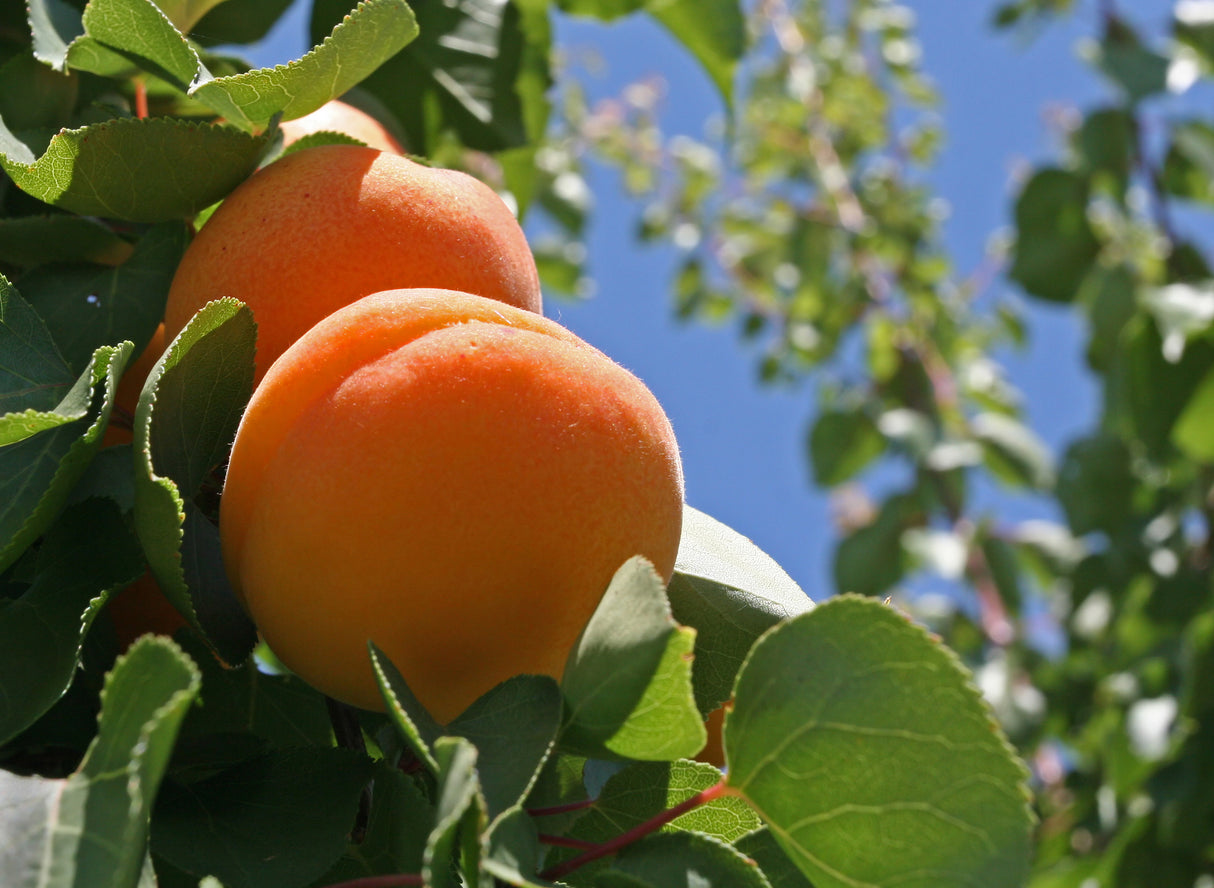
164,145 -> 541,385
220,288 -> 684,722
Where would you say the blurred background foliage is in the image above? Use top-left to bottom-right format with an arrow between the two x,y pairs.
529,0 -> 1214,883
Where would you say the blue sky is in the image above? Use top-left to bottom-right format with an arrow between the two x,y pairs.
249,1 -> 1181,597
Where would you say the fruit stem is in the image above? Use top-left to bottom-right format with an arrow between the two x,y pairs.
538,779 -> 731,881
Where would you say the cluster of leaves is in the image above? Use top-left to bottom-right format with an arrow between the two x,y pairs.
545,0 -> 1214,884
0,0 -> 1036,887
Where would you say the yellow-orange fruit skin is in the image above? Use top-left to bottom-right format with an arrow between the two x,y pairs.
280,100 -> 404,153
164,145 -> 541,385
221,289 -> 684,722
695,703 -> 729,768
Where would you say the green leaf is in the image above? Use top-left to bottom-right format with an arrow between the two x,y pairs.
1075,107 -> 1135,196
725,596 -> 1033,888
0,275 -> 74,416
191,0 -> 295,46
424,736 -> 486,888
596,831 -> 772,888
667,505 -> 812,714
317,762 -> 434,885
1055,434 -> 1135,536
0,498 -> 143,745
560,556 -> 705,762
74,0 -> 201,88
171,634 -> 334,756
1079,263 -> 1139,372
1009,168 -> 1100,303
647,0 -> 744,107
1114,314 -> 1214,458
971,411 -> 1055,490
808,408 -> 886,486
482,805 -> 547,887
1172,366 -> 1214,462
0,342 -> 130,572
133,298 -> 256,665
732,829 -> 814,888
371,642 -> 444,773
156,0 -> 230,33
448,674 -> 562,821
0,117 -> 272,222
313,0 -> 536,153
151,748 -> 376,888
0,636 -> 201,888
18,222 -> 187,375
195,0 -> 419,130
0,216 -> 133,270
0,51 -> 78,152
832,492 -> 920,597
545,760 -> 759,885
1163,121 -> 1214,205
1086,18 -> 1170,103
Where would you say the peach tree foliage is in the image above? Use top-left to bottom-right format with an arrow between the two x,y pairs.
535,0 -> 1214,884
0,1 -> 1031,888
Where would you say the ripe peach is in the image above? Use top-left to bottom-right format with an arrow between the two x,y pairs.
280,99 -> 404,153
220,288 -> 684,721
163,145 -> 541,385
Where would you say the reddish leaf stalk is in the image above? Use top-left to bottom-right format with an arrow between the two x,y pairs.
539,833 -> 600,850
134,79 -> 149,119
539,779 -> 731,881
322,876 -> 424,888
527,797 -> 598,818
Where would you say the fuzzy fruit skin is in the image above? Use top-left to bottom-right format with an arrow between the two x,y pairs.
280,100 -> 404,153
163,145 -> 541,385
221,288 -> 684,722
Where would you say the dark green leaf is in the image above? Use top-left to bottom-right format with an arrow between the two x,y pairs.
313,0 -> 541,153
1163,121 -> 1214,204
0,342 -> 129,572
808,408 -> 886,486
448,674 -> 562,820
1009,168 -> 1100,303
1089,18 -> 1169,102
152,748 -> 376,888
17,222 -> 187,375
316,763 -> 433,885
648,0 -> 744,106
0,275 -> 74,416
560,556 -> 704,762
732,829 -> 814,888
1055,434 -> 1135,536
596,831 -> 772,888
191,0 -> 295,45
0,216 -> 132,270
832,492 -> 920,597
726,596 -> 1033,888
0,498 -> 143,745
1075,107 -> 1134,196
